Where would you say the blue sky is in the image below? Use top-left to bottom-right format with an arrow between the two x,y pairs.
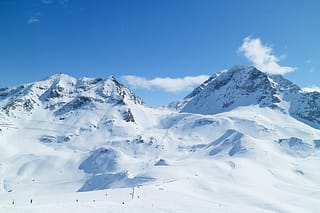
1,0 -> 320,106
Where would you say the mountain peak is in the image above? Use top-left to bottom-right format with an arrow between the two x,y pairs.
180,65 -> 320,129
228,64 -> 254,72
169,66 -> 275,111
43,73 -> 77,83
108,75 -> 117,81
1,73 -> 144,117
47,72 -> 73,78
180,65 -> 278,113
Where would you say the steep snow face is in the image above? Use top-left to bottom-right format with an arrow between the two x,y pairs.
181,66 -> 281,114
289,91 -> 320,129
181,65 -> 320,129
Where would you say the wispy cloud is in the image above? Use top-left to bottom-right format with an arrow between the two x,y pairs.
40,0 -> 69,8
305,59 -> 312,64
239,37 -> 295,75
121,75 -> 210,93
41,0 -> 69,5
27,16 -> 40,24
302,86 -> 320,93
308,67 -> 316,73
41,0 -> 53,4
30,0 -> 69,25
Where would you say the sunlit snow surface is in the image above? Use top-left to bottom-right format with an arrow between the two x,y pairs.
1,71 -> 320,212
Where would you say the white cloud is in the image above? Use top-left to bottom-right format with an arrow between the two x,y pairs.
302,86 -> 320,93
121,75 -> 210,93
239,37 -> 295,75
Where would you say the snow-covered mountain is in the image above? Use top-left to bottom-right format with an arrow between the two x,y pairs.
1,67 -> 320,213
0,73 -> 143,117
179,65 -> 320,129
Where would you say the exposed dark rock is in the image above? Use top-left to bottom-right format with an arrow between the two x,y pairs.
278,137 -> 313,157
155,159 -> 169,166
122,108 -> 135,122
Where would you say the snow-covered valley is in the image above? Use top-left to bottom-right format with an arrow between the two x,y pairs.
1,66 -> 320,212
